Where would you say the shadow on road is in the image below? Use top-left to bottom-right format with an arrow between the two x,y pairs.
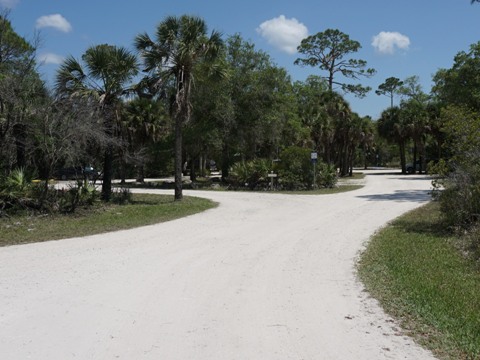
356,189 -> 431,203
365,171 -> 432,180
380,176 -> 434,182
364,170 -> 401,176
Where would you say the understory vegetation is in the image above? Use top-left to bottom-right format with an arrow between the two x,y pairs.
227,147 -> 338,190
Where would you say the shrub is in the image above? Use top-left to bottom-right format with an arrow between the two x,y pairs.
57,181 -> 99,213
316,162 -> 338,188
277,147 -> 312,190
225,148 -> 338,191
278,146 -> 337,190
431,106 -> 480,229
433,163 -> 480,228
228,159 -> 270,190
111,187 -> 132,205
0,168 -> 35,215
0,168 -> 101,216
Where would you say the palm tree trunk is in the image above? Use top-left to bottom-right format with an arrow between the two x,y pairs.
101,144 -> 113,201
101,110 -> 115,201
363,143 -> 368,170
136,165 -> 145,183
13,123 -> 26,169
221,144 -> 230,180
174,115 -> 183,201
399,141 -> 407,174
120,152 -> 126,184
412,142 -> 418,174
190,155 -> 197,182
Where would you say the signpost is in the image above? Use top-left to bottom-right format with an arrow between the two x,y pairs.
268,171 -> 277,190
311,151 -> 318,188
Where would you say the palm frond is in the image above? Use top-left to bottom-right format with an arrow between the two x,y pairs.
134,32 -> 154,51
55,56 -> 84,92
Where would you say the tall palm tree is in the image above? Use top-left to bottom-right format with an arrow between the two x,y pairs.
322,90 -> 351,174
377,106 -> 409,173
400,100 -> 430,174
123,97 -> 169,182
55,44 -> 138,201
135,15 -> 223,200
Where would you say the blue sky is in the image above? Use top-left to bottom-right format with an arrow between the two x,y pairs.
3,0 -> 479,119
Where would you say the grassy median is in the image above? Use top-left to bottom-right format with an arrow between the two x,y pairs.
0,193 -> 217,247
358,202 -> 480,359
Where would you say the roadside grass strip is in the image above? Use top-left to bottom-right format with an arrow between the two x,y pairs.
358,202 -> 480,359
0,194 -> 217,247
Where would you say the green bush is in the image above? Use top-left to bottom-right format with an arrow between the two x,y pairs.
228,158 -> 270,190
431,105 -> 480,229
58,181 -> 99,213
0,168 -> 35,215
278,146 -> 337,190
277,147 -> 312,190
226,148 -> 338,191
316,162 -> 338,188
433,162 -> 480,228
0,169 -> 100,216
111,187 -> 132,205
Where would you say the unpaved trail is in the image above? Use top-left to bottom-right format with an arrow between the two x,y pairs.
0,170 -> 437,359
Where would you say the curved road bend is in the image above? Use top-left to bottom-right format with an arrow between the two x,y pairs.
0,170 -> 437,359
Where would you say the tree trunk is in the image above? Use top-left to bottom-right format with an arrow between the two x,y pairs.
101,108 -> 116,202
198,155 -> 204,177
339,141 -> 349,177
349,147 -> 354,177
174,115 -> 183,201
101,144 -> 113,201
363,143 -> 368,170
190,156 -> 197,182
221,144 -> 230,181
136,165 -> 145,183
120,155 -> 126,185
13,123 -> 26,169
399,141 -> 407,174
412,142 -> 418,174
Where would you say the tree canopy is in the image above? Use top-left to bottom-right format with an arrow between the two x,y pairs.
295,29 -> 375,97
432,41 -> 480,111
135,15 -> 224,200
55,44 -> 138,201
376,77 -> 403,108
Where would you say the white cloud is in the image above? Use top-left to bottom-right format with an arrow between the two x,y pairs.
0,0 -> 19,9
371,31 -> 410,55
256,15 -> 308,54
35,14 -> 72,33
38,52 -> 64,65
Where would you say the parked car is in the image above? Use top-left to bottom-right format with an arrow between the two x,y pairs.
53,166 -> 101,180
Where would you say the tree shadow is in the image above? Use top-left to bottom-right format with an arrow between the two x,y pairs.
366,171 -> 432,180
365,170 -> 402,176
356,189 -> 432,203
383,176 -> 434,182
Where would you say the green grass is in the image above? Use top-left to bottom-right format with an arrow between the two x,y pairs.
0,194 -> 217,247
358,202 -> 480,359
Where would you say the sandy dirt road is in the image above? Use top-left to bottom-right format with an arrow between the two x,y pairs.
0,170 -> 437,359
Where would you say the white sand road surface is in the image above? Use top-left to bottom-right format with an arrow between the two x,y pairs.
0,170 -> 438,359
